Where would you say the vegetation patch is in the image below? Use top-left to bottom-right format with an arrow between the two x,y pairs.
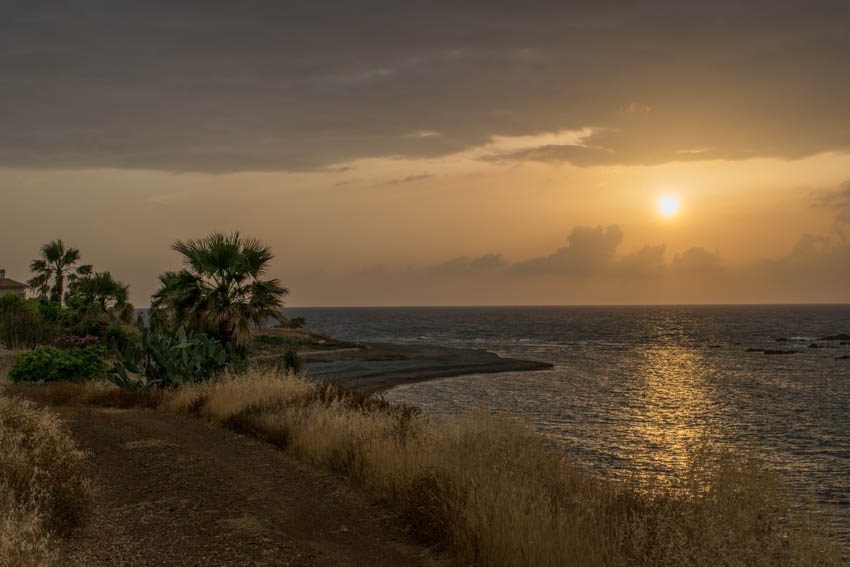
0,295 -> 61,350
110,323 -> 230,389
167,369 -> 844,567
8,346 -> 106,384
0,393 -> 89,566
251,328 -> 361,354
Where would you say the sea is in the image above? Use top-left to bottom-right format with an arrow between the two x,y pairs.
286,304 -> 850,538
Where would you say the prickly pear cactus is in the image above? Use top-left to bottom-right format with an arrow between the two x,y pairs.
109,320 -> 230,388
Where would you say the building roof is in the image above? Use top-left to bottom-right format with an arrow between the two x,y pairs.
0,277 -> 27,290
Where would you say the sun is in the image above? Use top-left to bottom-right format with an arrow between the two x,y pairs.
657,195 -> 680,217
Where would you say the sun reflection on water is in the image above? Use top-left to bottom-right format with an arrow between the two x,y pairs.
620,344 -> 721,487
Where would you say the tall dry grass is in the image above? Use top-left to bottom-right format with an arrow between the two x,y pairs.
167,368 -> 844,566
0,393 -> 89,567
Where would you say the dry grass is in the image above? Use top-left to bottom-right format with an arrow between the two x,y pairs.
167,369 -> 844,567
0,393 -> 89,567
3,380 -> 162,409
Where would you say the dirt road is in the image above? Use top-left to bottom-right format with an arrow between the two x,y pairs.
55,406 -> 451,567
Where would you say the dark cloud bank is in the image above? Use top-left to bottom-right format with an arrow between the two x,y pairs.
3,1 -> 850,172
814,179 -> 850,235
431,224 -> 721,279
421,210 -> 849,302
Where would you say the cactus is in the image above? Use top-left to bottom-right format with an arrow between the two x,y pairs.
109,320 -> 230,389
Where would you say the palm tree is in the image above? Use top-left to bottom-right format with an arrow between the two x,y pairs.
151,232 -> 287,349
28,240 -> 93,307
69,271 -> 134,324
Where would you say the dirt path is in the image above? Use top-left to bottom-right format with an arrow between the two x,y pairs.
55,406 -> 452,567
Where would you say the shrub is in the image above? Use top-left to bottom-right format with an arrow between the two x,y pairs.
103,325 -> 136,352
281,349 -> 302,373
8,346 -> 107,383
36,300 -> 66,324
63,309 -> 136,353
0,295 -> 60,349
110,322 -> 230,389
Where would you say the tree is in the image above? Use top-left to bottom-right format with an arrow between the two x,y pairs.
151,232 -> 287,350
28,240 -> 92,307
68,271 -> 134,324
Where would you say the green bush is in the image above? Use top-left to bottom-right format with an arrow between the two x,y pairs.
36,300 -> 67,324
8,346 -> 107,383
282,349 -> 303,373
104,325 -> 136,352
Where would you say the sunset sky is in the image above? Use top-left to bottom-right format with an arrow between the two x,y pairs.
2,1 -> 849,306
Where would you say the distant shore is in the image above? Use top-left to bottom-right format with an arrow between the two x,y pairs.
299,341 -> 554,395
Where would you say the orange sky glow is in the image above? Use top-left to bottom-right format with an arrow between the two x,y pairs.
2,3 -> 849,306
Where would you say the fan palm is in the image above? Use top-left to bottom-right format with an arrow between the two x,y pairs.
28,240 -> 92,307
151,232 -> 287,349
69,271 -> 134,324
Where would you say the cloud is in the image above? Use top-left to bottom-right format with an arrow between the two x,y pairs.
614,244 -> 667,276
838,209 -> 850,236
512,225 -> 623,276
482,143 -> 616,167
812,179 -> 850,209
324,165 -> 356,173
427,254 -> 507,276
811,179 -> 850,235
507,231 -> 716,278
424,228 -> 720,282
790,234 -> 834,258
315,219 -> 850,304
672,247 -> 721,273
774,231 -> 850,271
756,232 -> 850,297
386,173 -> 433,185
481,130 -> 762,167
2,1 -> 850,172
754,194 -> 850,297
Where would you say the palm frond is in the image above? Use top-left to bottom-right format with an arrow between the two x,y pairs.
155,232 -> 286,349
28,240 -> 86,306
